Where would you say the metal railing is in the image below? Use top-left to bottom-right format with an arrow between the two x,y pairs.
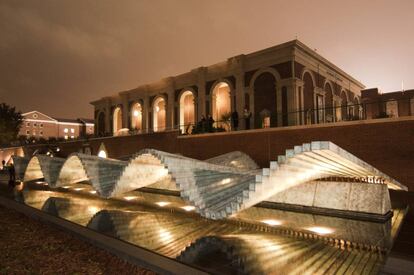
1,98 -> 412,148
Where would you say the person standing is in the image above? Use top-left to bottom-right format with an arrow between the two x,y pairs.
8,163 -> 16,185
243,107 -> 252,130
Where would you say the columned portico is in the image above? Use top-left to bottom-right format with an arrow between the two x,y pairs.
92,40 -> 365,136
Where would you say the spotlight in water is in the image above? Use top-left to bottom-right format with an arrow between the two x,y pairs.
261,219 -> 282,226
181,205 -> 195,211
89,190 -> 97,194
35,181 -> 44,185
62,186 -> 71,189
306,226 -> 334,235
156,201 -> 170,207
74,188 -> 84,191
220,178 -> 232,185
124,196 -> 138,201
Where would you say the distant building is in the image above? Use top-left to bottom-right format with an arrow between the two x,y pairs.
362,88 -> 414,119
19,111 -> 94,140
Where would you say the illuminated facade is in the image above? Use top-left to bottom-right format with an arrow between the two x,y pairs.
19,111 -> 94,140
91,40 -> 365,135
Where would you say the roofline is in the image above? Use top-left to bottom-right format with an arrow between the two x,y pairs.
22,111 -> 58,122
93,39 -> 366,102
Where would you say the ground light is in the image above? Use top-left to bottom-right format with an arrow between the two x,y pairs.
305,226 -> 334,235
156,201 -> 170,207
181,206 -> 195,211
261,219 -> 283,226
124,196 -> 138,201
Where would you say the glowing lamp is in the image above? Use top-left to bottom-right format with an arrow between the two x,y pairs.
156,201 -> 170,207
261,219 -> 282,226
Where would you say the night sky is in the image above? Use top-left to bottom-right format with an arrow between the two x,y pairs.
0,0 -> 413,118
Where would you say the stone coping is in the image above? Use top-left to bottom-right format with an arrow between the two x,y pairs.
178,116 -> 414,139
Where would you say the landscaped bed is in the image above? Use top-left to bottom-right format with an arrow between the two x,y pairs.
0,205 -> 155,274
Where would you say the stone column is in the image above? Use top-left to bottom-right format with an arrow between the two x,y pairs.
120,93 -> 129,129
104,98 -> 112,135
292,79 -> 304,125
142,91 -> 150,132
165,77 -> 175,130
276,81 -> 282,127
234,68 -> 246,129
194,67 -> 206,120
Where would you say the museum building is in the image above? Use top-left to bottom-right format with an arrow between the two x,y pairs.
91,40 -> 366,136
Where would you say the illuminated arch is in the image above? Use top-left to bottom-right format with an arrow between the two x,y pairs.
302,70 -> 316,124
340,90 -> 348,120
211,81 -> 232,130
113,106 -> 123,135
179,90 -> 195,134
153,97 -> 166,132
130,102 -> 143,131
97,142 -> 108,158
250,69 -> 280,128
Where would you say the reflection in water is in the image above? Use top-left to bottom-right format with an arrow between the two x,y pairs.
16,184 -> 407,274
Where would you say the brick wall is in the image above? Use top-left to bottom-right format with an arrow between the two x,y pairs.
18,117 -> 414,190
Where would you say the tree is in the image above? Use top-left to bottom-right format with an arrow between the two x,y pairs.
0,103 -> 23,145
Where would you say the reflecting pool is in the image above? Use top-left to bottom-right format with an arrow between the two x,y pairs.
1,181 -> 409,274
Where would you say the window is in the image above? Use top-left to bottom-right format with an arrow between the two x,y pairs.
39,131 -> 43,136
70,135 -> 74,139
32,114 -> 38,119
32,130 -> 36,136
33,123 -> 37,127
40,123 -> 43,128
70,128 -> 75,133
26,122 -> 30,127
386,100 -> 398,118
26,130 -> 30,135
64,135 -> 68,140
64,128 -> 68,133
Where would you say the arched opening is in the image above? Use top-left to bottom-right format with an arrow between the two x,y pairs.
303,72 -> 315,124
130,102 -> 142,132
98,143 -> 107,158
97,112 -> 105,136
113,107 -> 122,135
325,83 -> 334,123
340,91 -> 348,121
253,72 -> 277,128
179,90 -> 195,134
212,82 -> 231,130
153,97 -> 166,132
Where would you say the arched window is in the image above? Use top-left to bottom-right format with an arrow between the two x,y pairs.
130,102 -> 142,132
303,72 -> 315,124
253,72 -> 277,128
212,82 -> 231,130
179,90 -> 195,134
113,107 -> 122,135
153,97 -> 166,132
